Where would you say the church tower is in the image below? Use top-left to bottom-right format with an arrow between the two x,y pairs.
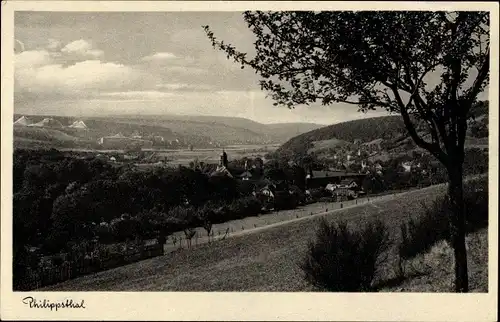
220,149 -> 228,168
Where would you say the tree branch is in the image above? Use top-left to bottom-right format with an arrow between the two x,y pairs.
466,49 -> 490,106
391,86 -> 447,164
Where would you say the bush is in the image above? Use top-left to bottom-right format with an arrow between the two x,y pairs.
398,178 -> 488,261
398,199 -> 450,260
228,196 -> 262,219
463,177 -> 488,230
301,218 -> 390,292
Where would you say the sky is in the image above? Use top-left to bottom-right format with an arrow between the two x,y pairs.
13,11 -> 395,125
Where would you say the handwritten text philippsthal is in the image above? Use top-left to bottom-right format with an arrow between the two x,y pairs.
22,296 -> 86,311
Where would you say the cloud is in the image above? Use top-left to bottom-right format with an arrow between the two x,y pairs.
15,52 -> 142,97
100,91 -> 175,100
142,52 -> 178,61
47,38 -> 62,51
155,83 -> 213,91
165,66 -> 208,75
15,50 -> 52,69
61,39 -> 104,57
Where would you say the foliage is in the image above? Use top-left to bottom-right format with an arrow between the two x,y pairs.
398,178 -> 488,260
398,200 -> 450,260
278,116 -> 406,156
205,11 -> 490,291
301,218 -> 390,291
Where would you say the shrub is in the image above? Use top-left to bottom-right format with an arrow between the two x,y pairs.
398,199 -> 450,260
318,196 -> 334,203
463,177 -> 488,230
228,196 -> 262,219
301,218 -> 390,292
398,178 -> 488,261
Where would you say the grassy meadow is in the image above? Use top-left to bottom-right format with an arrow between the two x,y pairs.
39,180 -> 487,292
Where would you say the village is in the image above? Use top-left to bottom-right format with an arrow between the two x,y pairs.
7,9 -> 492,310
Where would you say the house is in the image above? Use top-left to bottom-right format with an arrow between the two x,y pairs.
401,161 -> 412,172
239,170 -> 252,181
210,166 -> 234,178
98,134 -> 153,150
324,179 -> 361,200
305,170 -> 366,189
374,163 -> 383,175
332,187 -> 358,200
254,184 -> 276,207
339,179 -> 359,190
210,150 -> 235,178
325,183 -> 338,192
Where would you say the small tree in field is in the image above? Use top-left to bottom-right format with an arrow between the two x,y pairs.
204,11 -> 489,292
197,207 -> 216,242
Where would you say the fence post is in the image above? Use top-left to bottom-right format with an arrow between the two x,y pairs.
340,203 -> 343,209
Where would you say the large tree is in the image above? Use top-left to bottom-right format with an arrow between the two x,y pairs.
204,11 -> 490,292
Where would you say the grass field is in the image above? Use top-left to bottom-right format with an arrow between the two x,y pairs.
39,180 -> 488,292
381,228 -> 488,292
155,144 -> 279,166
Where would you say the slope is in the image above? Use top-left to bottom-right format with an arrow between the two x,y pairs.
277,100 -> 489,158
105,114 -> 322,144
41,182 -> 461,292
277,115 -> 407,156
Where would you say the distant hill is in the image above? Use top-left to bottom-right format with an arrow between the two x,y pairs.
28,117 -> 64,128
12,115 -> 212,150
12,114 -> 322,150
277,115 -> 407,156
93,114 -> 322,145
277,100 -> 489,159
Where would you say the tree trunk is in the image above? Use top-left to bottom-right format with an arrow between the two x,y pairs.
447,163 -> 469,292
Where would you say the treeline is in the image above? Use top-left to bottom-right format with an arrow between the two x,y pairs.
361,148 -> 488,194
277,101 -> 489,156
277,115 -> 407,155
13,145 -> 488,288
12,149 -> 305,286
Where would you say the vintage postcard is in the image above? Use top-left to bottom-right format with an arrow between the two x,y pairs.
1,1 -> 498,321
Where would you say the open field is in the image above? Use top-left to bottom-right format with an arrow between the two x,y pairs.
40,179 -> 489,292
151,144 -> 279,166
161,190 -> 418,253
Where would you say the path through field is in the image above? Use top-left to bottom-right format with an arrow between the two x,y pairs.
40,174 -> 486,291
162,192 -> 395,252
40,182 -> 452,291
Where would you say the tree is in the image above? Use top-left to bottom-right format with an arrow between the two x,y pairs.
204,11 -> 489,292
289,164 -> 307,191
196,207 -> 217,242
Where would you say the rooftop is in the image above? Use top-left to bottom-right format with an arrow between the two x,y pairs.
308,170 -> 366,178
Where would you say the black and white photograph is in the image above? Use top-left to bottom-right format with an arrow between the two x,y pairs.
1,1 -> 498,321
